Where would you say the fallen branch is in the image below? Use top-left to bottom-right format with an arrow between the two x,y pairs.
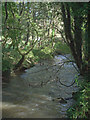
27,58 -> 77,88
62,54 -> 79,73
58,77 -> 75,87
27,60 -> 74,75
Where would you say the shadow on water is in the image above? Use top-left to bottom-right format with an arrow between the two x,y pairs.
2,54 -> 79,118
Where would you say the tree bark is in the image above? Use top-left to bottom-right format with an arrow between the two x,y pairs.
14,55 -> 25,70
5,2 -> 8,24
61,3 -> 83,74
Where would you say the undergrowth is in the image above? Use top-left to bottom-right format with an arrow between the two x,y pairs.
67,75 -> 90,119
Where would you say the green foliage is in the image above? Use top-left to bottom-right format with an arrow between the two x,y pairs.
2,59 -> 11,72
2,47 -> 12,72
32,47 -> 53,62
2,47 -> 21,65
22,45 -> 54,68
54,41 -> 71,54
2,2 -> 89,79
67,76 -> 90,118
2,2 -> 90,118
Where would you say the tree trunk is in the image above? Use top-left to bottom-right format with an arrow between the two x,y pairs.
14,55 -> 25,70
5,2 -> 8,24
61,3 -> 83,74
74,17 -> 83,73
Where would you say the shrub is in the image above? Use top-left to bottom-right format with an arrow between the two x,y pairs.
67,76 -> 90,118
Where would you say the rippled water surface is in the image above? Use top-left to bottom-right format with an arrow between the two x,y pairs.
2,55 -> 78,118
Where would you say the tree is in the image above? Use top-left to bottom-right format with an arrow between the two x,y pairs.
2,2 -> 55,71
61,3 -> 89,75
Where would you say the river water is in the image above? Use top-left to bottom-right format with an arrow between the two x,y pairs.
2,55 -> 78,118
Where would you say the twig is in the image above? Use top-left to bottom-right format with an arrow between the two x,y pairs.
27,60 -> 74,75
58,78 -> 75,87
61,54 -> 79,73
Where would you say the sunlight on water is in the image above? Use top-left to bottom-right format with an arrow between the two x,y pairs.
2,54 -> 78,118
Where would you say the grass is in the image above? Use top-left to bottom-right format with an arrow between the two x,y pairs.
54,41 -> 71,55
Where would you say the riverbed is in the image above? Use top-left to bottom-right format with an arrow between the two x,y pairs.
2,54 -> 78,118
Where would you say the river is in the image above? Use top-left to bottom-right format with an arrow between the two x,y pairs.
2,54 -> 78,118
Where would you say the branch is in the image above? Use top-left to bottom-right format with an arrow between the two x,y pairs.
27,59 -> 78,88
24,40 -> 37,56
62,54 -> 79,73
27,60 -> 74,75
6,26 -> 23,30
58,77 -> 75,87
9,4 -> 15,18
4,2 -> 8,24
54,26 -> 67,44
25,22 -> 30,45
19,2 -> 24,16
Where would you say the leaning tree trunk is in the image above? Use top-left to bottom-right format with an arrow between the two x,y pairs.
14,55 -> 25,70
61,3 -> 83,74
74,16 -> 83,73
